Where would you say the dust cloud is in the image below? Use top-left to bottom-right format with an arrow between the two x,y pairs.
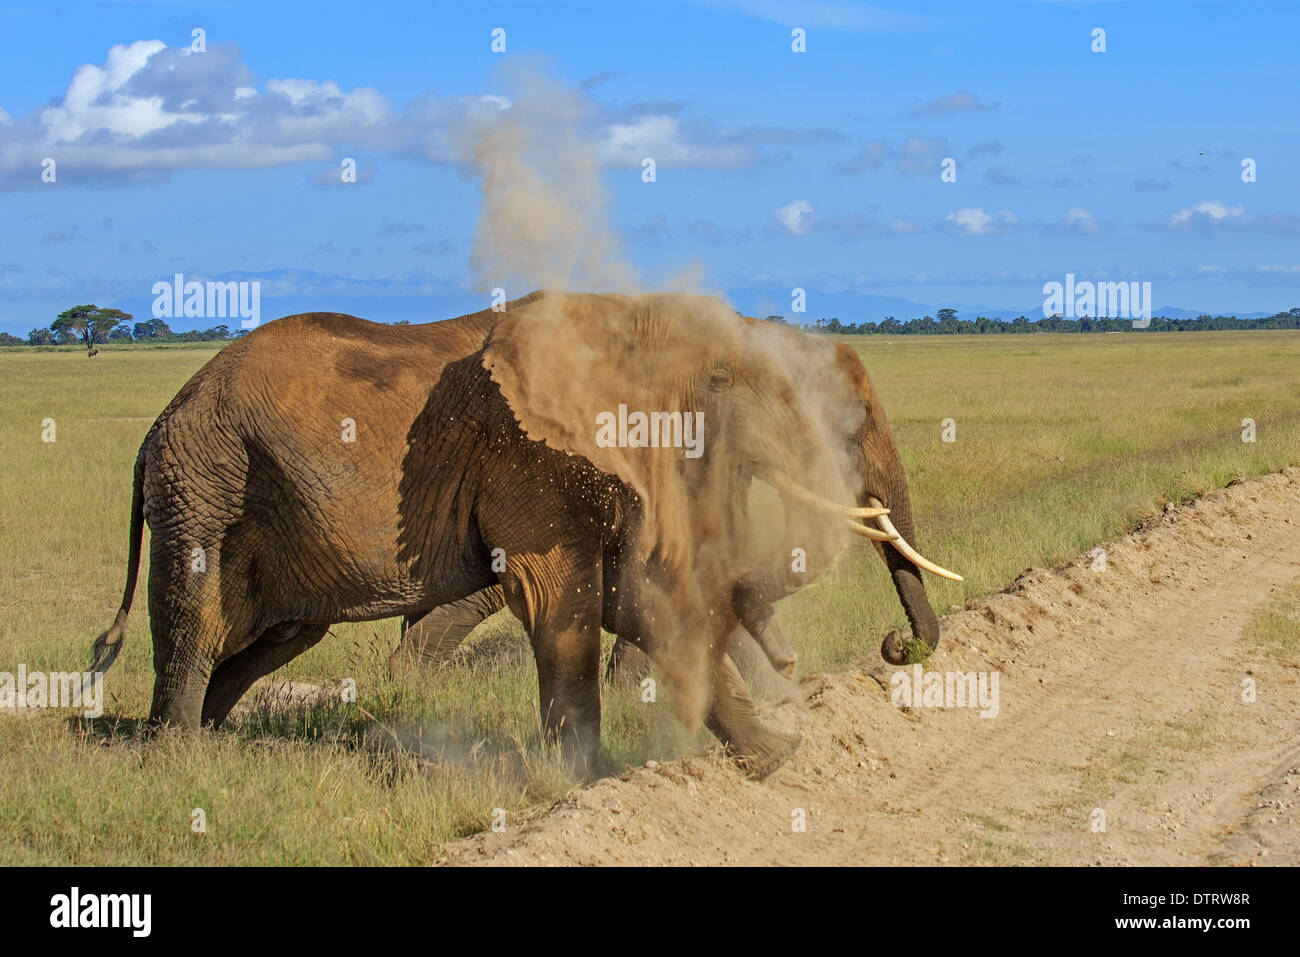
455,58 -> 639,296
454,63 -> 874,729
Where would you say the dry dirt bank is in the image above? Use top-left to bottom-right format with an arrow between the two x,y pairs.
440,469 -> 1300,865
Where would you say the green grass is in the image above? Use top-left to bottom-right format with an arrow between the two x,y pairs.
2,330 -> 1299,863
783,330 -> 1300,671
1242,584 -> 1300,661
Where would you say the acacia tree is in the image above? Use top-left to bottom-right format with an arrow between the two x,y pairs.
133,317 -> 173,340
50,305 -> 133,355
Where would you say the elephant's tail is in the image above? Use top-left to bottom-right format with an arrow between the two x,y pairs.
84,450 -> 146,695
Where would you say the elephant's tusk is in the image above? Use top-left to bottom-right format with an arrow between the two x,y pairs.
867,497 -> 965,582
768,472 -> 891,519
845,519 -> 899,542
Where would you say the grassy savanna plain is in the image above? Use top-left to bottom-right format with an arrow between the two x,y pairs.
1,330 -> 1298,864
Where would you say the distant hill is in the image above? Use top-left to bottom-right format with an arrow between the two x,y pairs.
724,287 -> 1279,324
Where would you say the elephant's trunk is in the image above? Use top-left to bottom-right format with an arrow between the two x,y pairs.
869,485 -> 942,664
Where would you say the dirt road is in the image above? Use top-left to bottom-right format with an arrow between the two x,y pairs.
440,469 -> 1300,865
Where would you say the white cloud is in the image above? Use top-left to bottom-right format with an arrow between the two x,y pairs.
834,134 -> 950,176
943,207 -> 1019,236
1166,200 -> 1245,229
906,89 -> 999,116
41,40 -> 180,142
833,139 -> 891,173
772,199 -> 816,236
600,115 -> 751,169
1059,206 -> 1104,235
817,211 -> 922,240
0,40 -> 813,188
896,134 -> 949,175
1147,202 -> 1299,234
0,40 -> 427,187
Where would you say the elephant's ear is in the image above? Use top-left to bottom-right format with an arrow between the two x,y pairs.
482,292 -> 648,487
481,292 -> 713,573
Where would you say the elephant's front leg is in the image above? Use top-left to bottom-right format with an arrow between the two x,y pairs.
704,619 -> 801,780
503,563 -> 605,777
730,579 -> 798,678
706,653 -> 801,779
633,609 -> 802,780
532,605 -> 604,776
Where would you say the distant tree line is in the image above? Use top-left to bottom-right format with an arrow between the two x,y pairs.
0,304 -> 247,352
783,307 -> 1300,335
6,304 -> 1298,350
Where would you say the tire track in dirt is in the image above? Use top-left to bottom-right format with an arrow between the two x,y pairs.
438,468 -> 1300,866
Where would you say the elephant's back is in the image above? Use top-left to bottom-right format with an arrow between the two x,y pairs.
162,311 -> 490,436
137,311 -> 486,543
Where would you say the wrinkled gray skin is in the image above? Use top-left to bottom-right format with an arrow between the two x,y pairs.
85,292 -> 852,778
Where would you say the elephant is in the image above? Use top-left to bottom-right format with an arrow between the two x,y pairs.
86,291 -> 956,778
395,316 -> 962,673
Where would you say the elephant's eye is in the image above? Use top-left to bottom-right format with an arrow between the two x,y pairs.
708,366 -> 735,391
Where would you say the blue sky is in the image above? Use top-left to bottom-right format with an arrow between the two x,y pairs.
1,0 -> 1297,335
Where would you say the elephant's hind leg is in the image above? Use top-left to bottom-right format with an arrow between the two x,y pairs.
147,541 -> 266,731
604,635 -> 652,689
148,573 -> 231,730
201,622 -> 330,728
390,587 -> 506,675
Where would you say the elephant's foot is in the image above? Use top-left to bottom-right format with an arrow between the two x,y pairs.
203,623 -> 329,728
392,589 -> 509,677
525,574 -> 605,782
541,707 -> 602,780
706,652 -> 801,780
147,681 -> 207,732
559,734 -> 601,781
385,644 -> 419,679
729,723 -> 802,780
387,632 -> 454,678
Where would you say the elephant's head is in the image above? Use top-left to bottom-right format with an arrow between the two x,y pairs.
826,341 -> 960,663
733,321 -> 967,665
